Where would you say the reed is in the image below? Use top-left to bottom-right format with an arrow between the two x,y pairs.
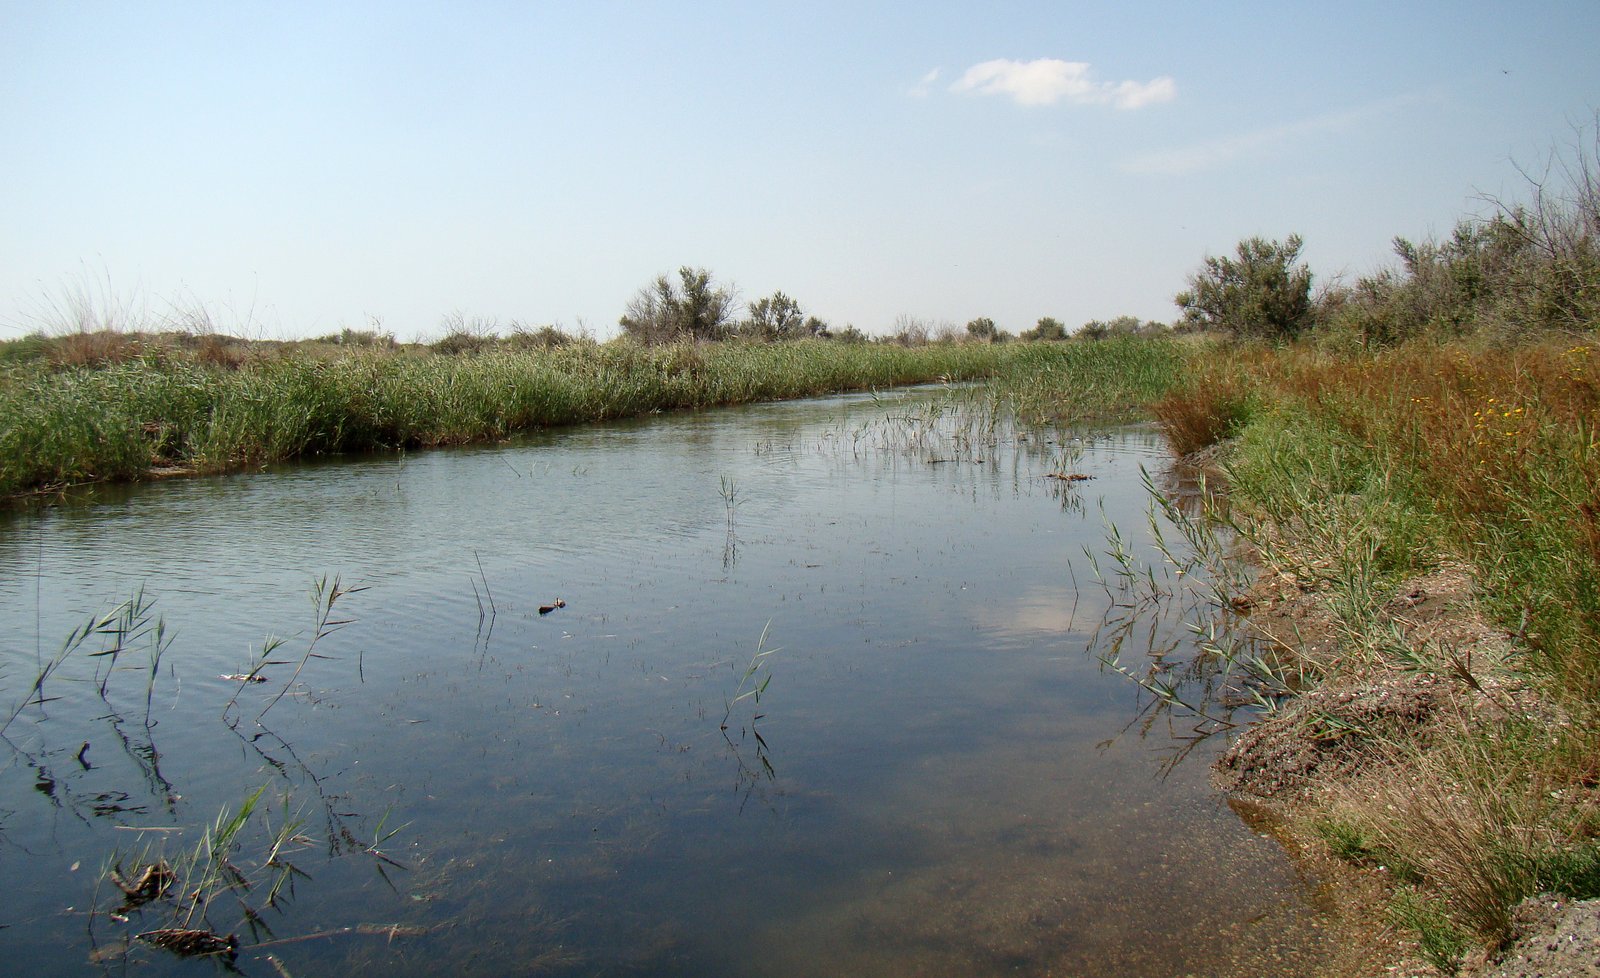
990,334 -> 1187,425
721,621 -> 779,732
0,339 -> 1034,499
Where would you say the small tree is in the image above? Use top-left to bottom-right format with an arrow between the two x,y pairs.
1176,235 -> 1313,339
739,291 -> 827,340
965,316 -> 998,343
1021,316 -> 1067,341
619,267 -> 739,344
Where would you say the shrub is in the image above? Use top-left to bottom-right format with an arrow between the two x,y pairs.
619,267 -> 739,344
1176,234 -> 1313,340
431,312 -> 502,356
1020,316 -> 1067,341
1080,315 -> 1166,340
739,291 -> 826,341
888,315 -> 931,347
505,323 -> 578,350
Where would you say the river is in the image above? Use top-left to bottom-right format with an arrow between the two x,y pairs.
0,386 -> 1335,976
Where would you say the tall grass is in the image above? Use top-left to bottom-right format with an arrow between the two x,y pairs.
990,334 -> 1187,425
0,339 -> 1026,499
1161,339 -> 1600,693
1152,336 -> 1600,957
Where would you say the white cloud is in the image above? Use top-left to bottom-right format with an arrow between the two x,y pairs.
949,58 -> 1175,109
907,68 -> 942,98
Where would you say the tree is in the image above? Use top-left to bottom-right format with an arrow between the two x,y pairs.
965,316 -> 999,342
739,291 -> 827,340
619,267 -> 739,343
1175,235 -> 1313,339
1021,316 -> 1067,341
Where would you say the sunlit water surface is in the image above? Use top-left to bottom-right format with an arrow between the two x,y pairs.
1,388 -> 1337,976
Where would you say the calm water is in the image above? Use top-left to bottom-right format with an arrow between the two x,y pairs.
0,388 -> 1335,976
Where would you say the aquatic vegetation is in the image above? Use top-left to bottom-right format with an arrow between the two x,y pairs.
721,621 -> 778,734
0,332 -> 1198,503
0,339 -> 1034,499
989,334 -> 1187,426
1,585 -> 419,969
1082,467 -> 1275,764
2,377 -> 1344,975
1,587 -> 171,738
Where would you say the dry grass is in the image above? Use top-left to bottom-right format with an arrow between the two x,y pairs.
1153,373 -> 1256,455
1160,336 -> 1600,964
45,329 -> 149,368
1321,707 -> 1600,947
1173,338 -> 1600,693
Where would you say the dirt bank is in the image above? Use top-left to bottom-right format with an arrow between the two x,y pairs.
1209,557 -> 1596,977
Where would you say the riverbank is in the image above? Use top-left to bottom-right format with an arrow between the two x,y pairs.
0,336 -> 1182,502
5,319 -> 1594,972
1142,338 -> 1600,976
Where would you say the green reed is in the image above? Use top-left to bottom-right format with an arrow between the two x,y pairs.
1,339 -> 1038,499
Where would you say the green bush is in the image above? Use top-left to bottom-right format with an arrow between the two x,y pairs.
619,267 -> 739,344
1176,235 -> 1313,340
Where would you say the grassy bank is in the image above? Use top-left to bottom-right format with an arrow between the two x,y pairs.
986,333 -> 1187,425
1147,337 -> 1600,973
0,337 -> 1080,500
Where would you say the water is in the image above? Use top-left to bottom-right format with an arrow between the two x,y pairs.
0,388 -> 1335,976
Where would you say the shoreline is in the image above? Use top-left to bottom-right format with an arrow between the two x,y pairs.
1176,440 -> 1600,977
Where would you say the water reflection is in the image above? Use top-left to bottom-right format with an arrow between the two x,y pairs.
0,387 -> 1339,976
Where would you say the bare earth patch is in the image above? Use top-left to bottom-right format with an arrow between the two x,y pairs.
1475,895 -> 1600,978
1208,562 -> 1598,977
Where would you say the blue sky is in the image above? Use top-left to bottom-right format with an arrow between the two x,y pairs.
3,1 -> 1597,341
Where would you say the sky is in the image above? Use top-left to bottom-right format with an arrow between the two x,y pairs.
3,1 -> 1598,342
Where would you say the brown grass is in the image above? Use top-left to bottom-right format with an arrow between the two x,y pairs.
46,329 -> 148,368
1153,374 -> 1255,455
1323,708 -> 1600,943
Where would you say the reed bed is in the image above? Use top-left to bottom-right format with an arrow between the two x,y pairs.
988,334 -> 1187,425
0,339 -> 1030,499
